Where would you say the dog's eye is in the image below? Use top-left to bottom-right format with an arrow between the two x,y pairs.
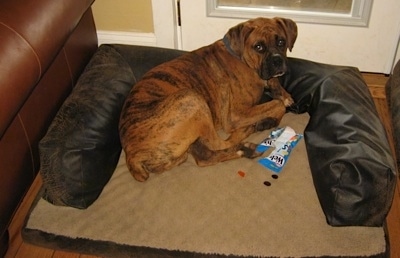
254,43 -> 266,53
277,39 -> 286,48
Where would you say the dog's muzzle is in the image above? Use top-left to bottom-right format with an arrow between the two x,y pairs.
260,53 -> 287,80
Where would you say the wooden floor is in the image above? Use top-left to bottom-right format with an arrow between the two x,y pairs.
4,73 -> 400,258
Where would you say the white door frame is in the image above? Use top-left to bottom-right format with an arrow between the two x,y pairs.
151,0 -> 181,49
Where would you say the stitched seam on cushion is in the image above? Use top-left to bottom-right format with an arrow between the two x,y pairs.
18,113 -> 35,177
0,22 -> 42,82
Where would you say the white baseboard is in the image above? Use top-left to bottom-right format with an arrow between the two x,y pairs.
96,30 -> 157,46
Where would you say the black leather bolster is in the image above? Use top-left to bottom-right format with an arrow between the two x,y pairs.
281,58 -> 396,226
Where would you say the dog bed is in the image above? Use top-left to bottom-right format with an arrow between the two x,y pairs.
22,44 -> 396,257
23,113 -> 389,258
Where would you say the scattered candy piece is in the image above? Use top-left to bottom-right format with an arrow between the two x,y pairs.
263,181 -> 271,186
238,170 -> 246,177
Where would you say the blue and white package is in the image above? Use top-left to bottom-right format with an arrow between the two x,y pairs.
256,127 -> 285,153
258,133 -> 303,173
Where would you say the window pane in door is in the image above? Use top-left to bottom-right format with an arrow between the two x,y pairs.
217,0 -> 352,14
208,0 -> 372,26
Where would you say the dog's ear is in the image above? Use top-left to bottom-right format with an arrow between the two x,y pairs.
274,17 -> 297,52
224,21 -> 255,57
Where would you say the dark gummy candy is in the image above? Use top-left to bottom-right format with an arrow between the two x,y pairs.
263,181 -> 271,186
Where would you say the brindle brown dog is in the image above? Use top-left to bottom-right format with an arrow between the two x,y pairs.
119,17 -> 297,182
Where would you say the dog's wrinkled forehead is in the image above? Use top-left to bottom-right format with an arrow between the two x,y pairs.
224,17 -> 297,56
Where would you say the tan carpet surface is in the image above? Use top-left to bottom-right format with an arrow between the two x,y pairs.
25,113 -> 386,257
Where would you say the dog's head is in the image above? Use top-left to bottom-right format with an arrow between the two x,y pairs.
223,17 -> 297,80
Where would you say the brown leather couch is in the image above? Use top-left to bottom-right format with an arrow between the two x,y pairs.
0,0 -> 98,254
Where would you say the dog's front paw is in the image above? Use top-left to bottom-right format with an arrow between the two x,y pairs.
282,96 -> 294,107
238,142 -> 263,159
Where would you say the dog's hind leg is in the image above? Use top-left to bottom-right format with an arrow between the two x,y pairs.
125,149 -> 189,182
122,89 -> 241,181
167,89 -> 248,151
190,140 -> 240,166
190,139 -> 262,167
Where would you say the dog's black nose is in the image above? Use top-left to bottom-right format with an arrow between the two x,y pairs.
272,54 -> 284,68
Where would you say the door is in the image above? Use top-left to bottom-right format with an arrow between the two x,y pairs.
152,0 -> 400,73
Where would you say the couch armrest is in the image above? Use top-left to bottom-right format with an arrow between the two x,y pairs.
0,0 -> 94,136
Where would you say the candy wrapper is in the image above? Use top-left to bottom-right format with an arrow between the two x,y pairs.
255,127 -> 285,153
258,128 -> 303,173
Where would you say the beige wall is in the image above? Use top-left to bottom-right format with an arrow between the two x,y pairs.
92,0 -> 154,33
